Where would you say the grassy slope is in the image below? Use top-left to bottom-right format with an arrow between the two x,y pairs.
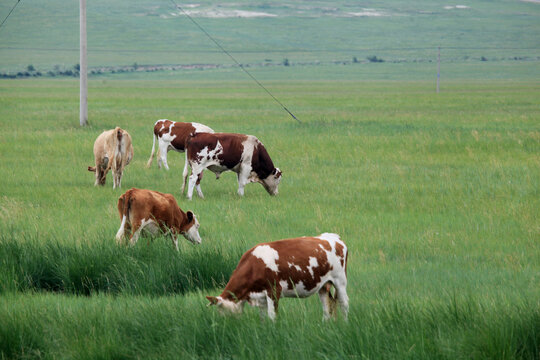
0,0 -> 539,72
0,78 -> 538,358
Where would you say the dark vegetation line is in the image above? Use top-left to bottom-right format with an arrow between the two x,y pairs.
1,46 -> 538,53
1,55 -> 537,79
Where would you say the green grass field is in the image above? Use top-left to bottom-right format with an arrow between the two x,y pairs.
0,78 -> 538,358
1,0 -> 539,358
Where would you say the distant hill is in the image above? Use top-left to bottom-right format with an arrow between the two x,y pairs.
0,0 -> 538,77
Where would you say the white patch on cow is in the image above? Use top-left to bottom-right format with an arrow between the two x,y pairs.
156,119 -> 167,132
252,245 -> 279,273
292,281 -> 308,296
216,296 -> 244,314
317,232 -> 341,243
288,262 -> 302,272
248,291 -> 267,307
307,256 -> 318,277
140,218 -> 159,235
240,136 -> 256,163
279,280 -> 290,292
161,123 -> 178,144
184,216 -> 201,244
197,141 -> 223,163
192,122 -> 214,134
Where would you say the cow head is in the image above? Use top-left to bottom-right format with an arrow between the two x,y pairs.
259,168 -> 282,196
181,211 -> 202,244
206,296 -> 244,315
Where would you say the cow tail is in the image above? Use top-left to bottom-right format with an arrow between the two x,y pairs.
146,132 -> 157,168
116,192 -> 133,241
119,191 -> 133,220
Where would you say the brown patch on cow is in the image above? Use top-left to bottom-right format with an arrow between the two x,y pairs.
251,140 -> 277,180
188,133 -> 247,169
334,242 -> 345,267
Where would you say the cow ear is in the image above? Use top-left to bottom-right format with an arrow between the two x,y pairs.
187,211 -> 194,222
206,296 -> 218,306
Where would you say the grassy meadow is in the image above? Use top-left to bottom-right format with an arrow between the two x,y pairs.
0,77 -> 538,358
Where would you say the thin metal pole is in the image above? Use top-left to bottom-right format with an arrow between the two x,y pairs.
80,0 -> 88,126
436,46 -> 440,94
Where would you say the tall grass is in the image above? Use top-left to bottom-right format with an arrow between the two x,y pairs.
0,79 -> 538,358
0,229 -> 240,296
0,292 -> 538,359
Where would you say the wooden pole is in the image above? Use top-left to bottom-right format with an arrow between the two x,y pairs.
436,46 -> 440,94
80,0 -> 88,126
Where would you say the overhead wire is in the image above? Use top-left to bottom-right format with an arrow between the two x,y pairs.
168,0 -> 301,123
0,0 -> 21,32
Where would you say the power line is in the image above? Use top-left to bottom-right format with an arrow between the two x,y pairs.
168,0 -> 300,123
0,0 -> 21,32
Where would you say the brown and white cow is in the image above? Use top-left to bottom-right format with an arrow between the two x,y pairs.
88,127 -> 133,189
206,233 -> 348,321
146,119 -> 214,181
184,133 -> 282,200
115,188 -> 201,251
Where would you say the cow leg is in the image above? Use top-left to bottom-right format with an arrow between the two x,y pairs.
171,233 -> 179,252
195,172 -> 204,198
129,219 -> 143,247
318,282 -> 336,321
158,141 -> 170,170
115,215 -> 128,244
187,167 -> 204,200
112,169 -> 118,189
95,164 -> 106,186
237,167 -> 250,196
335,281 -> 349,321
318,285 -> 331,321
265,288 -> 280,321
180,153 -> 189,194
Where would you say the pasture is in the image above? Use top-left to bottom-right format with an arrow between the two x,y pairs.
0,78 -> 538,359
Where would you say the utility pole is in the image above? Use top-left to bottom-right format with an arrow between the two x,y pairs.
436,46 -> 440,94
80,0 -> 88,126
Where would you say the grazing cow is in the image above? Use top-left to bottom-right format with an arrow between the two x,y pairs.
146,119 -> 214,181
115,188 -> 201,251
206,233 -> 348,321
185,133 -> 282,200
88,127 -> 133,189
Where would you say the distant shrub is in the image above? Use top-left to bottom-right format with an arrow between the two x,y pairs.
74,64 -> 80,71
27,65 -> 35,72
283,58 -> 290,66
481,56 -> 488,61
367,55 -> 384,63
353,56 -> 359,63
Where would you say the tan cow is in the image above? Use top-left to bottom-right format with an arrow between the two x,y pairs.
88,127 -> 133,189
206,233 -> 348,321
115,188 -> 201,251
